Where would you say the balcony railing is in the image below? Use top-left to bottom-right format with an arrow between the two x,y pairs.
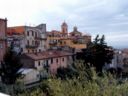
35,34 -> 46,40
35,36 -> 46,40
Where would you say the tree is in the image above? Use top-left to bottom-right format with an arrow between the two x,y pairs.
56,66 -> 78,79
76,35 -> 114,73
0,42 -> 22,85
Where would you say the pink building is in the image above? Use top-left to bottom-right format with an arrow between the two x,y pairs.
21,50 -> 73,74
0,18 -> 7,64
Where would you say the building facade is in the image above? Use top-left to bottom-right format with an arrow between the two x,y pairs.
0,18 -> 7,64
21,50 -> 73,74
105,50 -> 124,71
7,24 -> 47,53
47,22 -> 91,52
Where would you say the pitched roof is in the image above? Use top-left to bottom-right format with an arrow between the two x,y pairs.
7,26 -> 25,35
47,30 -> 63,37
23,50 -> 73,60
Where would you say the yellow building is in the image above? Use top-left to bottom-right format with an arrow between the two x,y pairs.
46,22 -> 91,51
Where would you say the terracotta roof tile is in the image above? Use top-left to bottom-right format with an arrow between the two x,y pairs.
7,26 -> 25,35
24,50 -> 73,60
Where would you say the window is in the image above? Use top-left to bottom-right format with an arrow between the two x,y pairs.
56,58 -> 58,63
46,60 -> 48,65
32,40 -> 35,45
21,48 -> 23,52
44,45 -> 46,48
27,31 -> 29,36
64,41 -> 66,44
51,58 -> 53,64
27,40 -> 29,45
39,49 -> 41,52
38,41 -> 40,46
0,44 -> 3,49
35,32 -> 37,37
37,74 -> 40,78
62,58 -> 64,62
32,31 -> 34,36
32,49 -> 34,53
38,61 -> 40,66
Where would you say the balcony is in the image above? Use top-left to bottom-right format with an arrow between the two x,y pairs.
49,41 -> 57,45
35,35 -> 46,40
26,45 -> 38,49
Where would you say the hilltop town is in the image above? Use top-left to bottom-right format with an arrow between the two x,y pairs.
1,18 -> 128,95
0,18 -> 91,83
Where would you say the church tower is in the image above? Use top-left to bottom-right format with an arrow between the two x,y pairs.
61,21 -> 68,34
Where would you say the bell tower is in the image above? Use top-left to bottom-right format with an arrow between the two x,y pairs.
61,21 -> 68,34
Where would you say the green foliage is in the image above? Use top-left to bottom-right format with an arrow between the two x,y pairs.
0,43 -> 22,85
76,35 -> 114,72
17,88 -> 45,96
56,65 -> 78,79
18,61 -> 128,96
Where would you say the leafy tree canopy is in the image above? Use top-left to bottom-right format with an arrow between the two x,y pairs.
76,35 -> 114,73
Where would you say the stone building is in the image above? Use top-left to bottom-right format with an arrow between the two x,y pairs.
7,24 -> 47,53
0,18 -> 7,64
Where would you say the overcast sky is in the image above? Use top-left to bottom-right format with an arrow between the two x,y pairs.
0,0 -> 128,48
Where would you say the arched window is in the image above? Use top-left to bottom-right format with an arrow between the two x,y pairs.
35,32 -> 37,37
32,30 -> 34,36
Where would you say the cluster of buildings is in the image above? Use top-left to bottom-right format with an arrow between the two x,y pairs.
0,18 -> 91,84
1,17 -> 128,85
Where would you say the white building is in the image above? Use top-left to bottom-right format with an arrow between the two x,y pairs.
105,50 -> 124,70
